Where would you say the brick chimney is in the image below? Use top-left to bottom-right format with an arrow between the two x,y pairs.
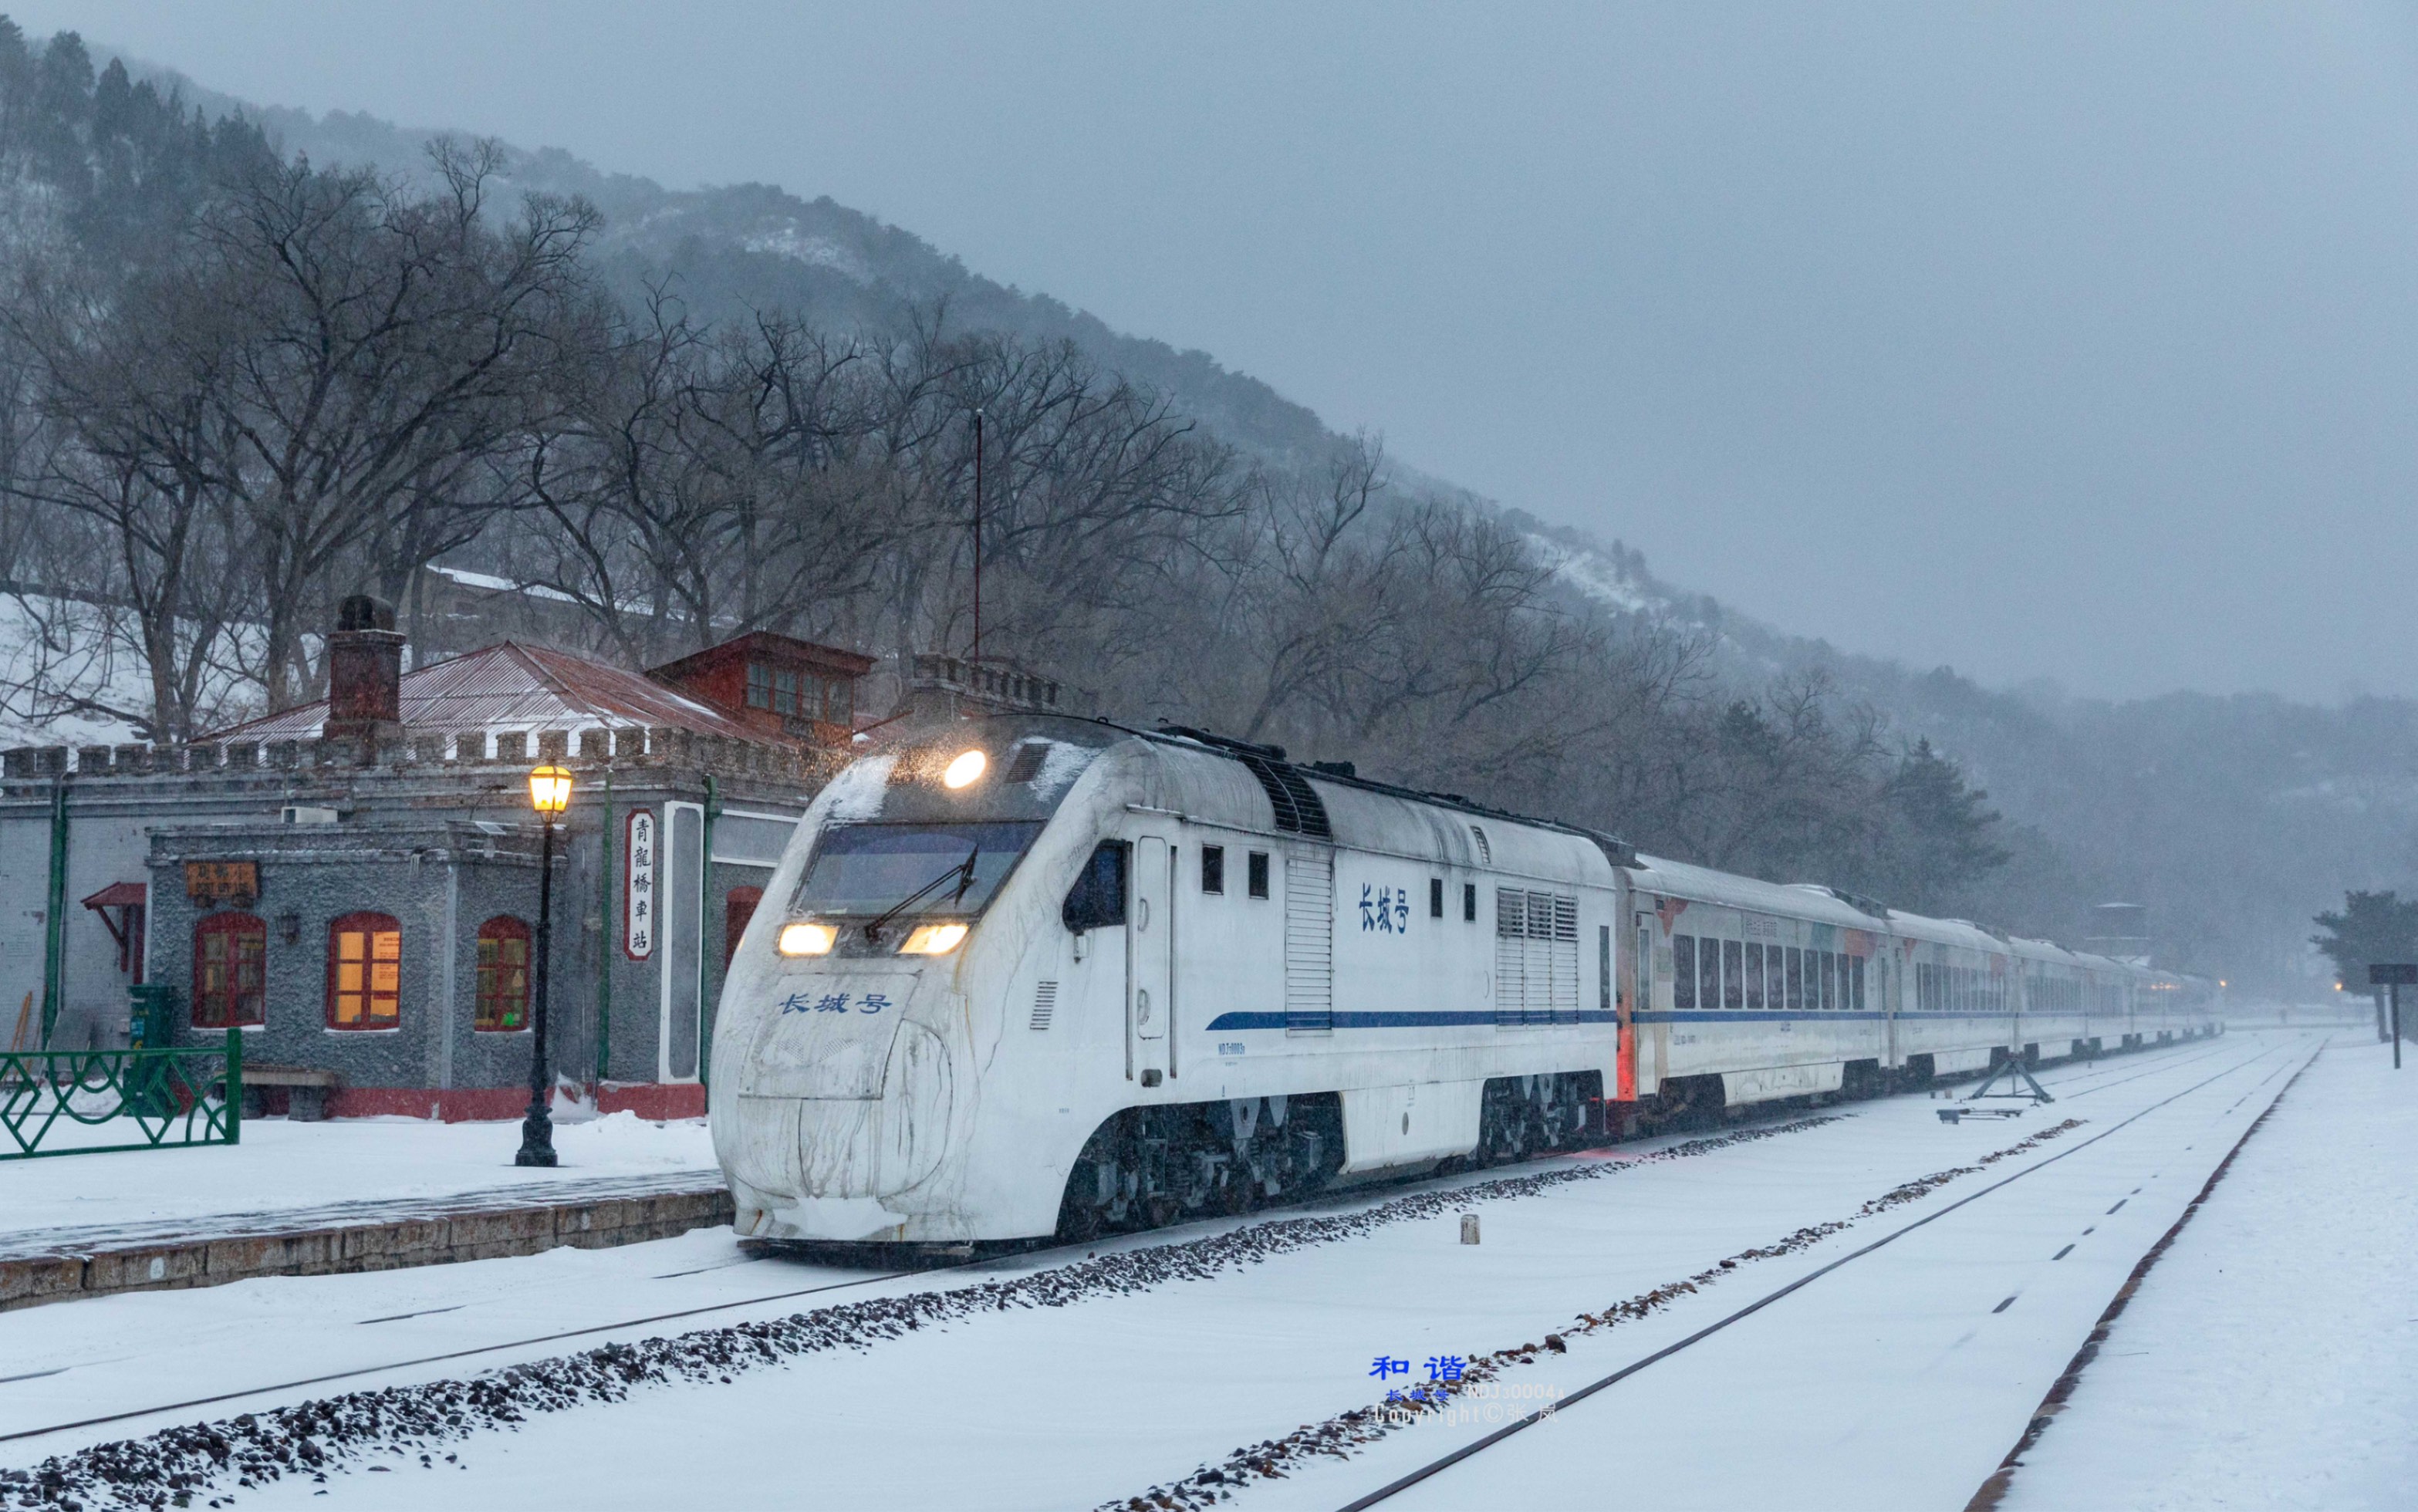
323,594 -> 405,750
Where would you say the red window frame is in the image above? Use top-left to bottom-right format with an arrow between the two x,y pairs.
725,886 -> 764,969
474,916 -> 531,1031
326,912 -> 402,1030
192,912 -> 267,1028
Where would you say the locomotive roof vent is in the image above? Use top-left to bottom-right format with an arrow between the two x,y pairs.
1237,748 -> 1332,838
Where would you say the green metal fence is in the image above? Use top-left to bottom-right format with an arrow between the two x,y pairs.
0,1032 -> 241,1159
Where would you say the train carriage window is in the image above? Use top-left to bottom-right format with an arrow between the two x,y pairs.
1852,957 -> 1866,1013
1743,943 -> 1765,1009
1201,844 -> 1224,896
1785,947 -> 1803,1011
1819,951 -> 1836,1011
1463,883 -> 1477,921
1430,877 -> 1444,919
1673,935 -> 1697,1010
1600,924 -> 1613,1011
1722,940 -> 1744,1010
1248,850 -> 1270,899
1766,947 -> 1785,1013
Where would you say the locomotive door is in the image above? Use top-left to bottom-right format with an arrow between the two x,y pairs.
1129,835 -> 1174,1083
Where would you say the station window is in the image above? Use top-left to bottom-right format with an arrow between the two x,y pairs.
474,916 -> 531,1032
1247,850 -> 1270,899
1430,877 -> 1444,919
1201,845 -> 1225,895
192,912 -> 267,1028
327,912 -> 401,1029
745,662 -> 772,710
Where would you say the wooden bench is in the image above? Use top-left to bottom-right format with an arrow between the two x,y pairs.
231,1064 -> 343,1122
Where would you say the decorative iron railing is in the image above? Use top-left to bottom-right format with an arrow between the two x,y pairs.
0,1033 -> 241,1159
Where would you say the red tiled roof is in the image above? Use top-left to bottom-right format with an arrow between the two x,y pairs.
211,643 -> 765,743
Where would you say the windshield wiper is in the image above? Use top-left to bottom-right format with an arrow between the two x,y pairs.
863,847 -> 980,945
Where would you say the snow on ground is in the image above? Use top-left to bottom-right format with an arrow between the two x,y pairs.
2000,1034 -> 2417,1511
0,1034 -> 2319,1511
0,1112 -> 717,1252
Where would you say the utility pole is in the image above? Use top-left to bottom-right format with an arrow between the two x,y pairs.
971,406 -> 984,663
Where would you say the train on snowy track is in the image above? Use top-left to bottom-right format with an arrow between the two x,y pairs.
709,716 -> 2221,1246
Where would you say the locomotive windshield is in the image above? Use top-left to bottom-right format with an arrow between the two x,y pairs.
793,821 -> 1045,918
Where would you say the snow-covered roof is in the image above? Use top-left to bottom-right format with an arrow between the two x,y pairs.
211,643 -> 762,743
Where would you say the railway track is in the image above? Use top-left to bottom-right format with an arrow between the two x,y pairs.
0,1033 -> 2234,1492
1322,1034 -> 2317,1512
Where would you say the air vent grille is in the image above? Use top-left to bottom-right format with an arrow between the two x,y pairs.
1029,980 -> 1058,1031
1237,751 -> 1332,838
1471,825 -> 1491,865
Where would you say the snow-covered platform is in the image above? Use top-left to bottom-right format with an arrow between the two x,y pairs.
1998,1031 -> 2416,1510
0,1112 -> 723,1311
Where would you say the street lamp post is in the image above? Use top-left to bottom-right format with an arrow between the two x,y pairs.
518,764 -> 574,1166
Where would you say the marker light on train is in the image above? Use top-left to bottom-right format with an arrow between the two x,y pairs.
777,921 -> 837,957
898,923 -> 969,955
942,749 -> 988,788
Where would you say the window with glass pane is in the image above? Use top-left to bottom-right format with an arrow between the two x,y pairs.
746,662 -> 772,709
328,913 -> 401,1028
193,912 -> 267,1028
1744,942 -> 1765,1009
474,916 -> 530,1031
1673,935 -> 1697,1009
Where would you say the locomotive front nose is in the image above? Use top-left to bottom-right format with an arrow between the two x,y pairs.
714,963 -> 958,1237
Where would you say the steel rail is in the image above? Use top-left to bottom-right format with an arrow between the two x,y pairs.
1333,1035 -> 2315,1512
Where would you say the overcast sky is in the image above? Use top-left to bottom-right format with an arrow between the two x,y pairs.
12,2 -> 2418,702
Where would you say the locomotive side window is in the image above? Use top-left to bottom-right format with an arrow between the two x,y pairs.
1673,935 -> 1697,1009
1430,877 -> 1444,919
1062,841 -> 1130,932
1201,844 -> 1225,895
1247,850 -> 1270,899
1463,883 -> 1477,921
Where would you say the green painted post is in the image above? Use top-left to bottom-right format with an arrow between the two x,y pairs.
597,771 -> 614,1086
39,775 -> 66,1047
699,773 -> 718,1095
225,1026 -> 243,1144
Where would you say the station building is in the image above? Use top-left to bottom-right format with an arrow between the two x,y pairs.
0,600 -> 877,1120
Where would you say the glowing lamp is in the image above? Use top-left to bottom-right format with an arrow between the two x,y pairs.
778,922 -> 837,957
942,749 -> 988,789
528,763 -> 574,816
898,922 -> 969,955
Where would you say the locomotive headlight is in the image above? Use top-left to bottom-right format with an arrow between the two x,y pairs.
777,921 -> 837,957
898,922 -> 969,955
942,749 -> 988,789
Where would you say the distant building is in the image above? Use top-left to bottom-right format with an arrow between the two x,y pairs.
0,599 -> 872,1121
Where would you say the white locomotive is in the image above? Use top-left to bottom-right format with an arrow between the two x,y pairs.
709,717 -> 2220,1245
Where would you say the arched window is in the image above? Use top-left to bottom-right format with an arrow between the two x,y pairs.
474,916 -> 531,1031
193,912 -> 267,1028
326,912 -> 401,1029
725,886 -> 764,968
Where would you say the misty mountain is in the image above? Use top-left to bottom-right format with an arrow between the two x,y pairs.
50,39 -> 2416,990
